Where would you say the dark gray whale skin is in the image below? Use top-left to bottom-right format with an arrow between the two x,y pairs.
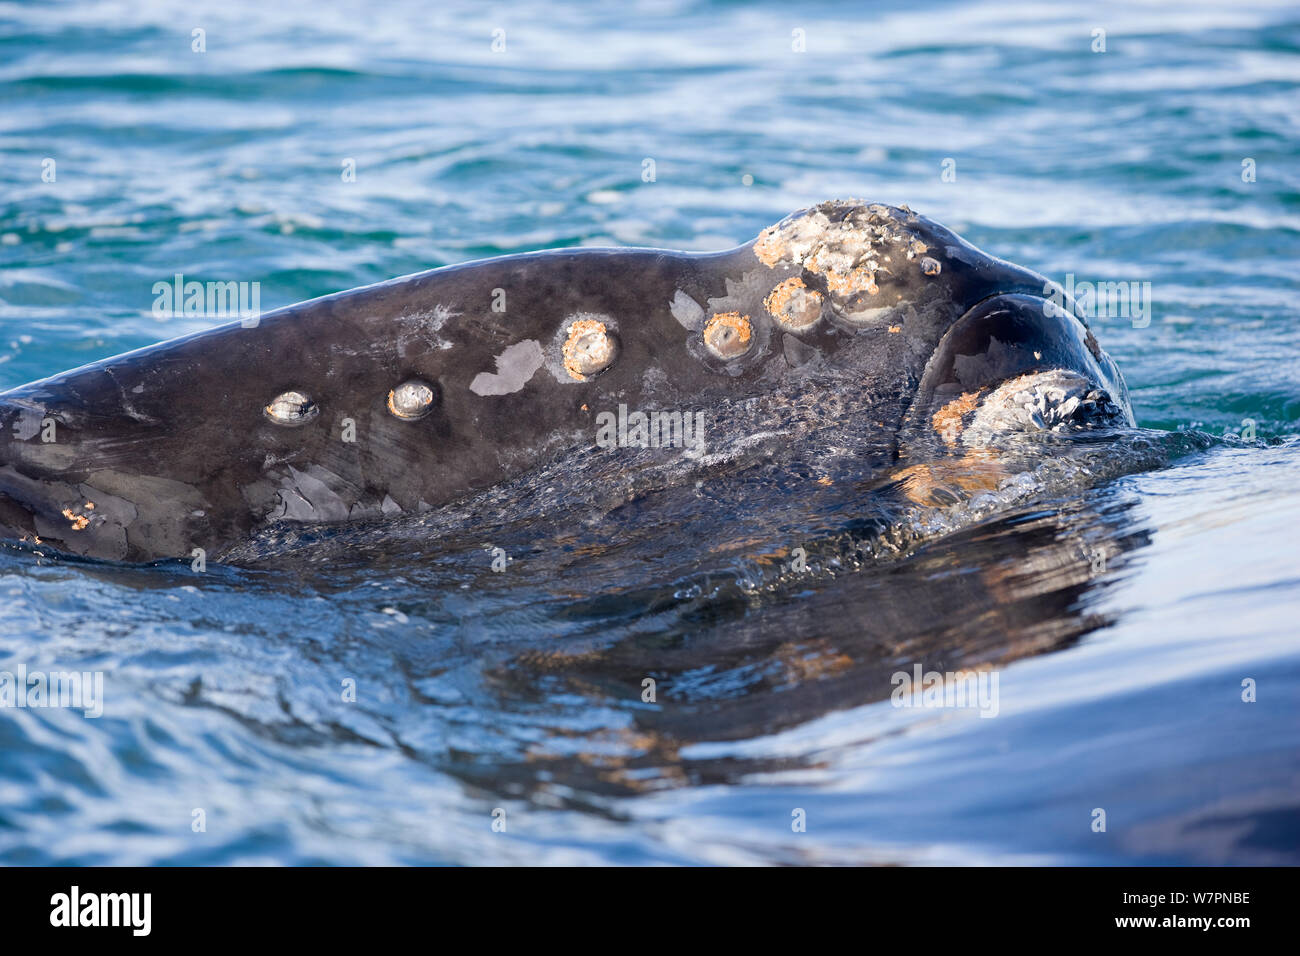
0,200 -> 1131,564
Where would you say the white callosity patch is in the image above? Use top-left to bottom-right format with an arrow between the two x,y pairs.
470,339 -> 545,396
548,313 -> 618,383
764,277 -> 824,333
687,271 -> 774,372
702,312 -> 754,360
753,200 -> 935,327
755,201 -> 927,271
961,370 -> 1127,446
387,379 -> 436,420
264,390 -> 317,426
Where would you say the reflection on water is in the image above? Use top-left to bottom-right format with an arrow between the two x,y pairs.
4,426 -> 1296,864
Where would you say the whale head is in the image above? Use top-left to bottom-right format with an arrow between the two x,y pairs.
0,201 -> 1132,564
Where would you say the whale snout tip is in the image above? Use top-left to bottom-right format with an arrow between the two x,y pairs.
902,292 -> 1133,453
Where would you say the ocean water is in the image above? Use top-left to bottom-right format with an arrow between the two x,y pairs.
0,0 -> 1298,865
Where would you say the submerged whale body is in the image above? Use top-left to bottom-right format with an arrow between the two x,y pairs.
0,200 -> 1133,565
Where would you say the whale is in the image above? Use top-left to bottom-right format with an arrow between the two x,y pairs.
0,200 -> 1132,565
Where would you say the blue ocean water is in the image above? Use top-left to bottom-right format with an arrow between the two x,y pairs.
0,0 -> 1298,864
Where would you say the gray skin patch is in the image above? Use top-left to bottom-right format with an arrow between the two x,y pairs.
470,339 -> 546,396
272,465 -> 354,522
670,290 -> 705,331
7,400 -> 45,441
782,333 -> 821,368
706,270 -> 776,318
